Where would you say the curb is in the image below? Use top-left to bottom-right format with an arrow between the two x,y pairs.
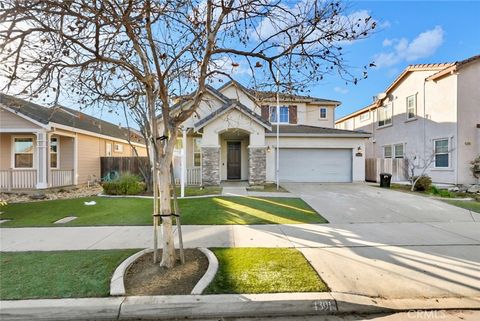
1,294 -> 479,321
110,248 -> 217,296
191,248 -> 218,294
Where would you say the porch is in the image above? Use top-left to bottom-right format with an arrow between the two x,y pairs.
0,132 -> 76,191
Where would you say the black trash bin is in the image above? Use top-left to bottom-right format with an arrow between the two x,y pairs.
379,173 -> 392,188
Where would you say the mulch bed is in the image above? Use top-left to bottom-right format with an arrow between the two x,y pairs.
124,249 -> 209,296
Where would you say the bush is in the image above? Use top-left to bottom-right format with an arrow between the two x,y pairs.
102,174 -> 146,195
429,185 -> 454,198
412,175 -> 432,191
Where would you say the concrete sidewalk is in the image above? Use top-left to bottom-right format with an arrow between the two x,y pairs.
2,222 -> 480,251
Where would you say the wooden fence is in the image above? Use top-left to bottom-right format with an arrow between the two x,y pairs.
365,158 -> 408,182
100,157 -> 150,181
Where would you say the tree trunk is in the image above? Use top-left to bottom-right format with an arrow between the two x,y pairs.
158,164 -> 176,268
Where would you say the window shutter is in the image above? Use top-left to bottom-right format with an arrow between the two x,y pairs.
261,105 -> 269,121
289,105 -> 297,124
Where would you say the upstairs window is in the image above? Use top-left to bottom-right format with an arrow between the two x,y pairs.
319,107 -> 327,119
378,103 -> 392,127
406,95 -> 416,119
50,137 -> 59,168
269,106 -> 289,123
434,139 -> 449,168
359,112 -> 370,122
13,137 -> 34,168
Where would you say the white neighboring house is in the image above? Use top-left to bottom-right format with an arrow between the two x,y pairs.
335,55 -> 480,185
160,80 -> 370,186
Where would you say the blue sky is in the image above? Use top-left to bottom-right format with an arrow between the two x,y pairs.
51,0 -> 480,127
322,0 -> 480,119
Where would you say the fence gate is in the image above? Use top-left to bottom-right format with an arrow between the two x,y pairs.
365,158 -> 408,182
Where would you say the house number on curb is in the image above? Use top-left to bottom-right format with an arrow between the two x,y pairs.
313,301 -> 334,311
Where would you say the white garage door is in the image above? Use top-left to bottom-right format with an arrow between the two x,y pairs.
278,148 -> 352,182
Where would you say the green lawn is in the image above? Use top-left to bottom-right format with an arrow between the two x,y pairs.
443,200 -> 480,213
0,250 -> 137,300
0,196 -> 326,227
205,248 -> 328,294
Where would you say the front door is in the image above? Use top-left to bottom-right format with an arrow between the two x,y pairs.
227,142 -> 241,179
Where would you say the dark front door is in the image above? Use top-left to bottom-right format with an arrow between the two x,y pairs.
227,142 -> 241,179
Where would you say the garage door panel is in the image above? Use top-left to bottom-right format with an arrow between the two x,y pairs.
278,148 -> 352,182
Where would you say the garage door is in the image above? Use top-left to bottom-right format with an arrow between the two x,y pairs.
278,148 -> 352,182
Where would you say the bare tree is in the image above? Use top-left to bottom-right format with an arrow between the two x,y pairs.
0,0 -> 376,268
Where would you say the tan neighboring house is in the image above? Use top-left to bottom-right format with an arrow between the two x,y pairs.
0,94 -> 147,191
335,54 -> 480,185
163,80 -> 370,185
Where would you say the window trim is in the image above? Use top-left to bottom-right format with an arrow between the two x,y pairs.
433,138 -> 450,169
319,107 -> 328,119
49,136 -> 60,169
11,135 -> 36,169
269,105 -> 289,124
393,143 -> 404,159
383,145 -> 392,159
193,137 -> 202,167
377,103 -> 393,128
406,94 -> 417,120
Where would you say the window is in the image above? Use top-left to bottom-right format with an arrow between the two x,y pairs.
50,137 -> 59,168
106,143 -> 112,156
193,138 -> 202,167
269,106 -> 289,123
13,137 -> 34,168
406,95 -> 416,119
383,145 -> 392,158
174,137 -> 183,150
359,112 -> 370,122
394,143 -> 404,159
319,107 -> 327,119
114,143 -> 124,153
434,139 -> 449,168
378,103 -> 392,127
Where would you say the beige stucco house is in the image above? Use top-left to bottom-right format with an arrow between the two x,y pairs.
164,81 -> 370,185
0,94 -> 147,191
335,55 -> 480,185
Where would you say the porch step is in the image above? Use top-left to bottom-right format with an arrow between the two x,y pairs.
221,186 -> 248,196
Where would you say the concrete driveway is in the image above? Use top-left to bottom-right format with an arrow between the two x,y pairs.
283,183 -> 478,223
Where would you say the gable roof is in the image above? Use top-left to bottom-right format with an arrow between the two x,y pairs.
194,100 -> 271,130
0,93 -> 144,144
218,80 -> 341,105
266,125 -> 370,137
336,54 -> 480,124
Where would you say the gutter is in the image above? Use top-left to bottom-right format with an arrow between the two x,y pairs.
265,133 -> 371,138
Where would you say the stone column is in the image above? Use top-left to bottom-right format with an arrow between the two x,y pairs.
248,147 -> 266,185
201,147 -> 220,186
35,131 -> 48,189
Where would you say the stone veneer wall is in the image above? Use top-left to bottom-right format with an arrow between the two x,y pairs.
201,147 -> 220,185
248,147 -> 266,185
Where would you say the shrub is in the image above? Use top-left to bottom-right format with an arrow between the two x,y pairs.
412,175 -> 432,191
102,173 -> 146,195
429,185 -> 454,198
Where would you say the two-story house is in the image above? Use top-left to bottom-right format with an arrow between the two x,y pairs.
335,55 -> 480,185
163,80 -> 370,185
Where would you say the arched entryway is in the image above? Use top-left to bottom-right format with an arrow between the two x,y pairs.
218,128 -> 250,181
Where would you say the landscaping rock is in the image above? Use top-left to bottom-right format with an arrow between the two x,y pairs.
0,184 -> 103,203
467,184 -> 480,193
448,187 -> 460,192
30,194 -> 47,200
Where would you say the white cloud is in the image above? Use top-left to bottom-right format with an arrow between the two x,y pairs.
373,26 -> 444,68
334,86 -> 349,94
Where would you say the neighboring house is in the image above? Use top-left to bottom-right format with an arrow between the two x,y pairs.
0,94 -> 147,190
335,54 -> 480,185
163,80 -> 370,185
